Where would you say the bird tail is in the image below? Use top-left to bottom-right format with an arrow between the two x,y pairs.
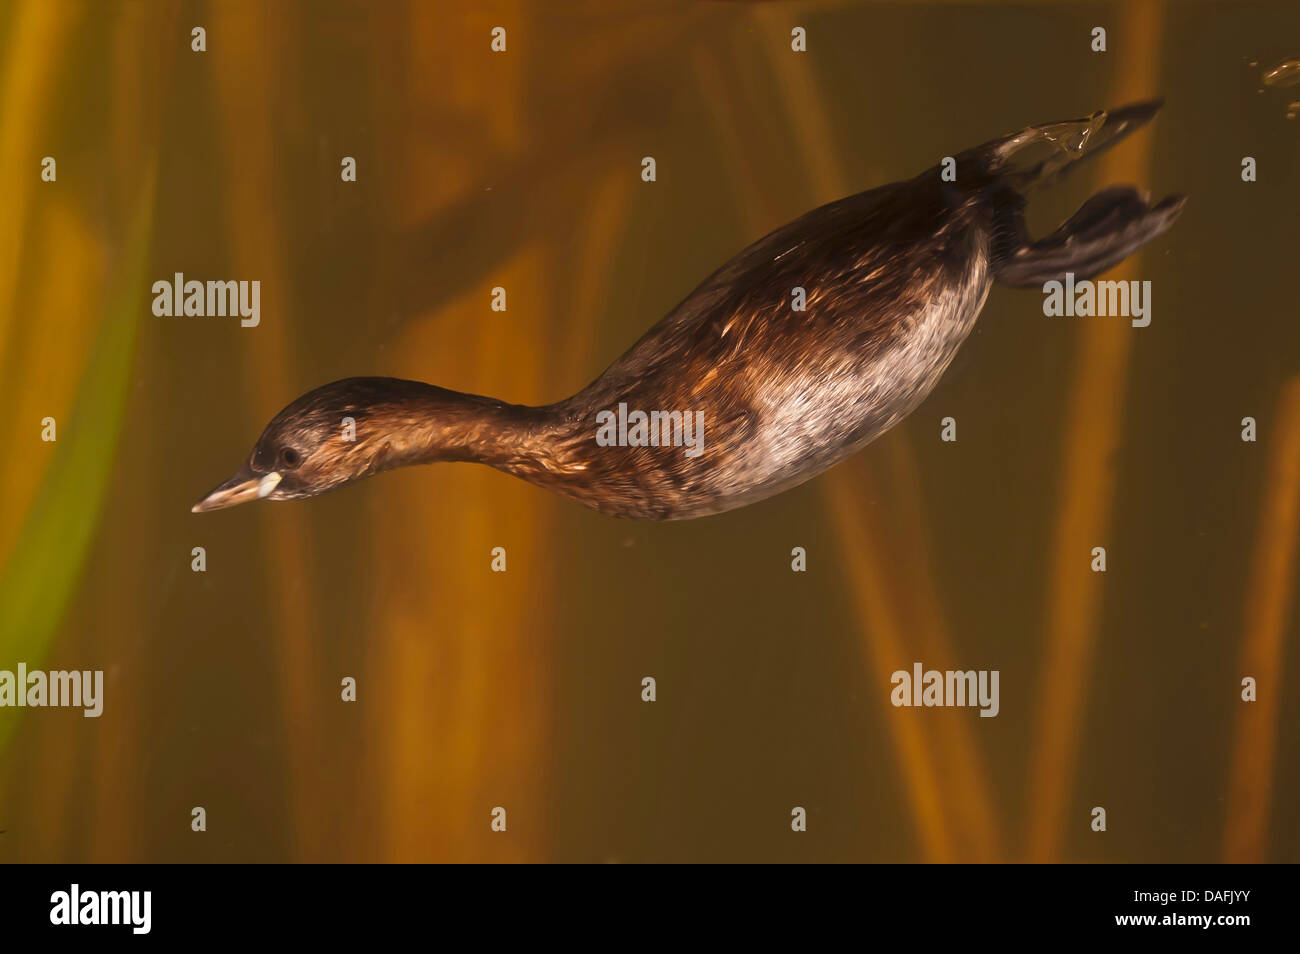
963,99 -> 1186,288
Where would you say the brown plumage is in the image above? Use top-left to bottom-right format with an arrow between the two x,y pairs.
194,101 -> 1183,520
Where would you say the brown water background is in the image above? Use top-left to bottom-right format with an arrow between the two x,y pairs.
0,0 -> 1297,863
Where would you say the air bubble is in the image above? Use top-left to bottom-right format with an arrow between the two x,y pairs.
1262,59 -> 1300,88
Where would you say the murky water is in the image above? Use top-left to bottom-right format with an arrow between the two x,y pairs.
0,0 -> 1298,863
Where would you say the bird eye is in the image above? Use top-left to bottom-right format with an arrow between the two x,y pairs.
280,447 -> 302,469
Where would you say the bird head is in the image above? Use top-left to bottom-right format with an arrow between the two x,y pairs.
191,377 -> 416,512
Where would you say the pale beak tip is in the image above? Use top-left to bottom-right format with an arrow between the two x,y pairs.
192,466 -> 272,514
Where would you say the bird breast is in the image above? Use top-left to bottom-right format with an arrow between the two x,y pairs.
538,184 -> 995,519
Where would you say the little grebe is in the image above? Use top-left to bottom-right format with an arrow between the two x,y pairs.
194,101 -> 1183,520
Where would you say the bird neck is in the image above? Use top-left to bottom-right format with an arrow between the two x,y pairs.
376,384 -> 553,470
351,379 -> 604,507
360,382 -> 694,518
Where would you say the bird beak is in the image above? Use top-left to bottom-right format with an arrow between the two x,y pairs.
191,467 -> 282,513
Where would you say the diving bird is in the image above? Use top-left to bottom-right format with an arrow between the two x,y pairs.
193,101 -> 1183,520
